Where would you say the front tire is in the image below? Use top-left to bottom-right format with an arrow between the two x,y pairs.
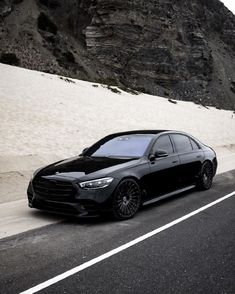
112,179 -> 141,220
197,162 -> 214,190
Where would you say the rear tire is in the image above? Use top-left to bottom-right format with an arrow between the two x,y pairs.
197,162 -> 214,190
112,179 -> 141,220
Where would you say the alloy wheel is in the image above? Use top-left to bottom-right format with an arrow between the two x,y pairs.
112,179 -> 141,220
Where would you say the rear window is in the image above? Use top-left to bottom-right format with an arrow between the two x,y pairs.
190,139 -> 200,150
171,134 -> 193,153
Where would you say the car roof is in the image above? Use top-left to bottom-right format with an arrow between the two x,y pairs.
108,130 -> 199,138
108,130 -> 169,137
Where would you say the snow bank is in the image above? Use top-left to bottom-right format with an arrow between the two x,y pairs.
0,63 -> 235,159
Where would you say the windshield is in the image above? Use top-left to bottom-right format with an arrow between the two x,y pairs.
89,135 -> 153,158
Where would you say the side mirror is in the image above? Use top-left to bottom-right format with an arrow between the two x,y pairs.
154,150 -> 169,158
79,147 -> 89,156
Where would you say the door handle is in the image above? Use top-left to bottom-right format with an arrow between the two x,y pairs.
196,155 -> 202,158
172,160 -> 179,164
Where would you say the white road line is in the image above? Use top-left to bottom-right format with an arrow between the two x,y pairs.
20,191 -> 235,294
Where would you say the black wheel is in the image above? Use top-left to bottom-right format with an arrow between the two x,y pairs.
112,179 -> 141,220
197,162 -> 214,190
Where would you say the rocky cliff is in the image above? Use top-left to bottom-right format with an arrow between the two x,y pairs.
0,0 -> 235,109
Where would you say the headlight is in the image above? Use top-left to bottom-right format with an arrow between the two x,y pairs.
79,177 -> 114,190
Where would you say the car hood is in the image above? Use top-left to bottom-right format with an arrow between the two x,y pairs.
36,156 -> 141,180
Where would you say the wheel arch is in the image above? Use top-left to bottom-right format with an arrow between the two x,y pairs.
121,175 -> 143,186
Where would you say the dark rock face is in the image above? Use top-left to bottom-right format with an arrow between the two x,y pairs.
37,12 -> 57,34
38,0 -> 60,9
0,52 -> 20,65
0,0 -> 235,109
0,0 -> 12,17
83,0 -> 235,108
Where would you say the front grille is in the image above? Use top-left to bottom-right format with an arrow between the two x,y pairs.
33,199 -> 79,215
33,177 -> 76,202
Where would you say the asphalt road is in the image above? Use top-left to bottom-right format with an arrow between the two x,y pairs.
0,170 -> 235,294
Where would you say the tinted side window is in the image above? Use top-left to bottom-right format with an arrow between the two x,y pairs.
154,135 -> 173,155
190,139 -> 199,150
171,134 -> 193,153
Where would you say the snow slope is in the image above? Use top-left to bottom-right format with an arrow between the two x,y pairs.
0,63 -> 235,159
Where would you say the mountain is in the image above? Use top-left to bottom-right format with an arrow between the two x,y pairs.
0,0 -> 235,109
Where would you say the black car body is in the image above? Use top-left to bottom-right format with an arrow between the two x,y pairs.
27,130 -> 217,219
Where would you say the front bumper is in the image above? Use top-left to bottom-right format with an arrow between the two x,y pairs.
27,177 -> 119,217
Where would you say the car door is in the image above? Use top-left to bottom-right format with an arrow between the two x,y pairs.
147,134 -> 180,199
170,134 -> 205,187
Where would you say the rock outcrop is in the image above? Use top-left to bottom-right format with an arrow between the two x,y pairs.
0,0 -> 235,109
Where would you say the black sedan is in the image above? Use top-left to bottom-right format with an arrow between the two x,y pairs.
27,130 -> 217,220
